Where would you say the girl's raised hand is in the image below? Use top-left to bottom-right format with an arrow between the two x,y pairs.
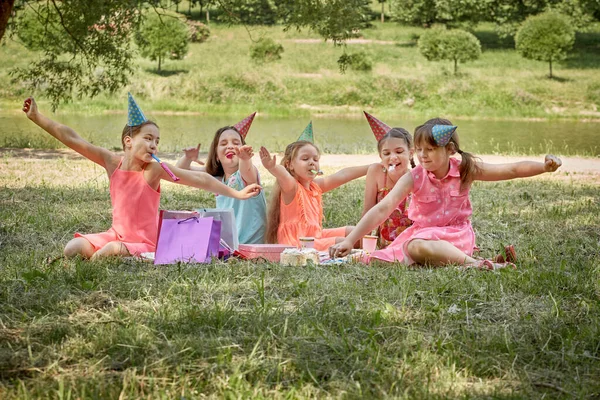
237,183 -> 262,199
22,97 -> 38,119
259,146 -> 277,170
236,145 -> 254,161
183,143 -> 204,165
544,155 -> 562,172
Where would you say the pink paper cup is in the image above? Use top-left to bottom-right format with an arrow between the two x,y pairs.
362,235 -> 378,253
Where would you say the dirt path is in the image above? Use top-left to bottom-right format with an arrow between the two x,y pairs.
1,148 -> 598,175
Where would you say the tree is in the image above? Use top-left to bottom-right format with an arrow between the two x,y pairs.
134,10 -> 189,72
379,0 -> 386,23
515,11 -> 575,78
418,28 -> 481,74
1,0 -> 372,108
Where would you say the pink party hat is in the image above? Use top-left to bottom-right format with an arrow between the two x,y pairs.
234,112 -> 257,139
364,111 -> 392,141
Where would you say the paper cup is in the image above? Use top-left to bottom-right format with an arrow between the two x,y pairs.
362,235 -> 378,253
298,237 -> 315,249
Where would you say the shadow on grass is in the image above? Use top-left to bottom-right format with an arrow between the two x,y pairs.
473,30 -> 515,50
145,68 -> 189,77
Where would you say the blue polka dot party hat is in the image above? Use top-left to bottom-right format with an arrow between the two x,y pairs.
127,92 -> 147,127
432,125 -> 457,146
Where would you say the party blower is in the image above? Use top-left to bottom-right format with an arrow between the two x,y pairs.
151,154 -> 180,181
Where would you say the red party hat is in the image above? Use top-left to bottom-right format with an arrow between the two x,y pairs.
234,112 -> 257,139
364,111 -> 392,141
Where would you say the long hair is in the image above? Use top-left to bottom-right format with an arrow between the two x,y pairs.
265,141 -> 320,244
205,126 -> 245,177
378,127 -> 416,168
414,123 -> 480,192
121,120 -> 158,150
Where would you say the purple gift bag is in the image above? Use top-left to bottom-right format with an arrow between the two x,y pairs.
154,214 -> 221,265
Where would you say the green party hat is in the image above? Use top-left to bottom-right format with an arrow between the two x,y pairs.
127,92 -> 147,126
297,121 -> 314,142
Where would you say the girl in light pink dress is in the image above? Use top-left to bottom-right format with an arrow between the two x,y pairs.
330,121 -> 562,270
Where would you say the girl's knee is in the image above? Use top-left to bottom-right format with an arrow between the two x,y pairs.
64,238 -> 94,258
406,239 -> 430,258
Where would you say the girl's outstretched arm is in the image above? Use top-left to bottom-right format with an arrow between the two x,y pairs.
23,97 -> 117,170
176,143 -> 206,171
476,155 -> 562,181
259,146 -> 297,195
156,163 -> 261,199
330,171 -> 414,258
362,163 -> 381,216
317,164 -> 371,193
236,145 -> 259,185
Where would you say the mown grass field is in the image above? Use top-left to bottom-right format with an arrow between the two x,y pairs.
1,15 -> 600,121
1,155 -> 599,398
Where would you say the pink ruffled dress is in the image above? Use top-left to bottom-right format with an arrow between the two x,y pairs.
278,181 -> 346,251
370,157 -> 475,264
75,158 -> 160,256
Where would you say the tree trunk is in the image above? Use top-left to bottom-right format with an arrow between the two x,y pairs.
381,2 -> 384,23
454,58 -> 457,75
549,58 -> 553,79
206,8 -> 210,24
188,1 -> 191,15
0,0 -> 16,43
158,56 -> 162,72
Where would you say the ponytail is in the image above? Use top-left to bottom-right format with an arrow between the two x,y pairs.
450,140 -> 480,192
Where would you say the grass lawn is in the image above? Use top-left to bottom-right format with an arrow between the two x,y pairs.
0,156 -> 599,398
1,16 -> 600,120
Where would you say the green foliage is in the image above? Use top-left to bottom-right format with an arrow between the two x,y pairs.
9,0 -> 148,110
337,51 -> 373,73
187,20 -> 210,43
249,37 -> 284,63
389,0 -> 486,28
135,10 -> 190,72
515,11 -> 575,78
279,0 -> 373,44
216,0 -> 278,25
418,28 -> 481,74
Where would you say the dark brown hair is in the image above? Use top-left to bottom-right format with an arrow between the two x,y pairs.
205,126 -> 245,177
121,120 -> 158,150
265,141 -> 320,244
414,122 -> 480,191
378,127 -> 416,168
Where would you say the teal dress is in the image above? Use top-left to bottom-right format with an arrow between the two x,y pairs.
216,170 -> 267,244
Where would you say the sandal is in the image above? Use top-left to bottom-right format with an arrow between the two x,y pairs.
494,245 -> 517,264
467,258 -> 516,271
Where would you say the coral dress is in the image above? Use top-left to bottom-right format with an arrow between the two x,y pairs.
376,168 -> 412,249
75,158 -> 160,256
370,158 -> 475,264
278,181 -> 346,251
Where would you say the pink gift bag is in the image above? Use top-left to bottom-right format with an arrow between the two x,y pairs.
154,213 -> 221,265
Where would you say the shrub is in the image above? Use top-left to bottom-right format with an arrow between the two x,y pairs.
418,28 -> 481,74
337,51 -> 373,73
250,38 -> 284,63
515,11 -> 575,78
187,20 -> 210,43
135,10 -> 189,72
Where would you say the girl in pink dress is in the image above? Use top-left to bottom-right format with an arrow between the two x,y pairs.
23,96 -> 260,260
330,121 -> 562,270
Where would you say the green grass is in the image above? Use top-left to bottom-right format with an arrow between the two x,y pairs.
1,157 -> 599,398
1,19 -> 600,121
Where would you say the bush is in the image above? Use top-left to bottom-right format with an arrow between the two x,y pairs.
187,20 -> 210,43
418,28 -> 481,74
337,51 -> 373,73
515,11 -> 575,78
250,38 -> 284,63
135,10 -> 189,72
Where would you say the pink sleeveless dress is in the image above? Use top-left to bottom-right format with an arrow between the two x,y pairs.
75,158 -> 161,256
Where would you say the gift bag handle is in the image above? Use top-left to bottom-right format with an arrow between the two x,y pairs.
178,216 -> 199,224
